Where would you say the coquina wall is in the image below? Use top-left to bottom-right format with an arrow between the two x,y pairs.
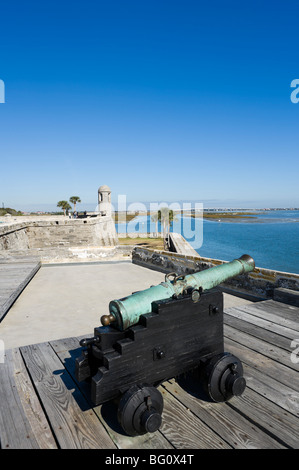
0,216 -> 118,251
132,245 -> 299,301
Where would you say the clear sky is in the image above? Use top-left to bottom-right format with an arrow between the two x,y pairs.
0,0 -> 298,211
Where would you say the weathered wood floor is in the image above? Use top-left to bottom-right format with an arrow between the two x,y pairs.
0,258 -> 40,321
0,299 -> 298,449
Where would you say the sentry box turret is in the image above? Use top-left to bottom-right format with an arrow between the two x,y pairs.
75,254 -> 255,436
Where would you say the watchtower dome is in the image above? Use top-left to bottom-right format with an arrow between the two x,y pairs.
98,185 -> 112,216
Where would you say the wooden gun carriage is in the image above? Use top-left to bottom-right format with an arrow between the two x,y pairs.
75,255 -> 255,436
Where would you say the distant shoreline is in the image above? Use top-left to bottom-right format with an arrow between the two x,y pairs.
193,212 -> 258,221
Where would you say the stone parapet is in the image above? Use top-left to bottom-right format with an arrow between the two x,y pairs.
132,246 -> 299,300
117,232 -> 163,238
0,216 -> 118,251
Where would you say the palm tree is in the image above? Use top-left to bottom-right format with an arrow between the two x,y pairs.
157,208 -> 176,249
57,200 -> 70,216
65,203 -> 72,216
151,212 -> 159,237
69,196 -> 81,212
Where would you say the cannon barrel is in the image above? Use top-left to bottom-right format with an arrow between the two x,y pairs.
103,254 -> 255,331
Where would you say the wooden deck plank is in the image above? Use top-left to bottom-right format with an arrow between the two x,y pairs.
247,299 -> 299,321
20,342 -> 117,449
228,301 -> 299,332
225,340 -> 299,417
224,313 -> 293,352
159,386 -> 231,449
225,306 -> 298,341
0,348 -> 57,449
50,336 -> 174,449
228,387 -> 299,449
243,362 -> 299,417
0,261 -> 41,321
224,324 -> 299,376
162,379 -> 285,449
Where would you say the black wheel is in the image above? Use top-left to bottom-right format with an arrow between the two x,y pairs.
117,384 -> 163,436
200,352 -> 246,402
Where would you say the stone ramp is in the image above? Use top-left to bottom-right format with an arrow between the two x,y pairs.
168,232 -> 199,256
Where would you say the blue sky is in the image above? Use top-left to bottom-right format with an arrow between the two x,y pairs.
0,0 -> 298,211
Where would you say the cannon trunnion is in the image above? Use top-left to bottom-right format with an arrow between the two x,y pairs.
76,288 -> 246,436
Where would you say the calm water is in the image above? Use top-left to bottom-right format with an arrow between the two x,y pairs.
117,210 -> 299,274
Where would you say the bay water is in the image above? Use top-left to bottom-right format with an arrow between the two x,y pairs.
116,210 -> 299,275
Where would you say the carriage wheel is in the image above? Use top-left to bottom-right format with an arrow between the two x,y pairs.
201,352 -> 246,402
117,384 -> 163,436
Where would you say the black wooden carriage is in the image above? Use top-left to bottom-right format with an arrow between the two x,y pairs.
76,288 -> 246,436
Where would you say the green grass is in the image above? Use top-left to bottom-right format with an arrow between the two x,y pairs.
113,213 -> 139,223
118,237 -> 164,249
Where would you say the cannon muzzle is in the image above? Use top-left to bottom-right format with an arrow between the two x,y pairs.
104,254 -> 255,331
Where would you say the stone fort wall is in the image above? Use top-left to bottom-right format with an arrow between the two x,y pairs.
0,216 -> 118,251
